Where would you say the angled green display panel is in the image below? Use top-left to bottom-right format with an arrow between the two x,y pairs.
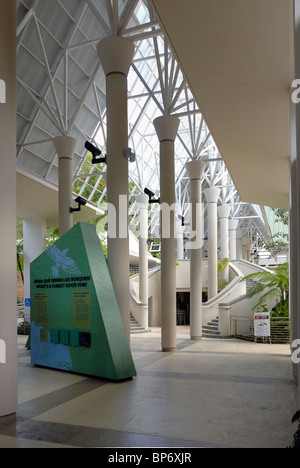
30,223 -> 136,381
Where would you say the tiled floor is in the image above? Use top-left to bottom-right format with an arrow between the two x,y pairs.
0,328 -> 297,448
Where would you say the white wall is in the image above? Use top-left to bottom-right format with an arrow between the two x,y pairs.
130,259 -> 275,335
130,267 -> 161,327
218,260 -> 277,335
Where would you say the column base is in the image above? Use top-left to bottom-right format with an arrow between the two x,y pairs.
162,347 -> 177,352
0,413 -> 16,424
191,336 -> 202,341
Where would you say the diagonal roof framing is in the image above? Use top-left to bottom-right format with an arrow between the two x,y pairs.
16,0 -> 272,254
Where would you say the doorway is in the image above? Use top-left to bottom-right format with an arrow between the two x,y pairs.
176,292 -> 190,325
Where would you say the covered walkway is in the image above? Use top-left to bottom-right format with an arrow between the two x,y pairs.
0,330 -> 296,449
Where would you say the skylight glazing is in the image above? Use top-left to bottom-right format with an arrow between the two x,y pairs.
16,0 -> 272,253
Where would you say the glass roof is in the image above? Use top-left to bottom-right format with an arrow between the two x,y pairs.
16,0 -> 272,253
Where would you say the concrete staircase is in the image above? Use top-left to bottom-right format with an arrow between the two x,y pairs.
202,317 -> 221,338
200,280 -> 259,339
202,316 -> 236,339
130,313 -> 151,334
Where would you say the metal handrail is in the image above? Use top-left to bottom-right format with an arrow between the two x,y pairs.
230,315 -> 290,343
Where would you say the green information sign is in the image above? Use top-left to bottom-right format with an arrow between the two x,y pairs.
73,290 -> 91,329
35,292 -> 49,327
30,222 -> 136,381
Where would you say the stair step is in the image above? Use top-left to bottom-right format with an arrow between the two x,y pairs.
203,323 -> 219,329
202,317 -> 224,338
130,313 -> 151,334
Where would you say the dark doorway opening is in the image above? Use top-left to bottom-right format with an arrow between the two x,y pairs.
176,292 -> 190,325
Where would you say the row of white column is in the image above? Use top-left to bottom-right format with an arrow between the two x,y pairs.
135,157 -> 244,348
176,194 -> 245,266
184,165 -> 242,341
0,20 -> 250,418
26,37 -> 245,358
186,161 -> 205,340
46,38 -> 248,356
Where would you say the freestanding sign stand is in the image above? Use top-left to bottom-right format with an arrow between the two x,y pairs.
254,311 -> 271,344
30,223 -> 137,381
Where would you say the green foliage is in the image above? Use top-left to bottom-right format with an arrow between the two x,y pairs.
241,262 -> 289,315
265,234 -> 289,259
148,238 -> 161,260
272,208 -> 289,226
265,208 -> 289,259
101,242 -> 107,259
273,297 -> 289,317
218,257 -> 230,276
47,227 -> 59,246
218,257 -> 230,291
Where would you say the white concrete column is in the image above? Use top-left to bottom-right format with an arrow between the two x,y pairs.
291,0 -> 300,392
218,205 -> 231,283
136,194 -> 149,327
229,219 -> 239,261
23,218 -> 47,324
241,241 -> 246,261
204,187 -> 221,299
186,160 -> 205,340
247,242 -> 252,262
0,0 -> 17,417
53,136 -> 77,236
154,115 -> 180,352
98,37 -> 135,343
253,250 -> 259,265
176,222 -> 185,260
289,0 -> 300,392
236,229 -> 244,260
242,237 -> 251,261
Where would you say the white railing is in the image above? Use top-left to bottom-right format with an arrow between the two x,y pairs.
230,315 -> 290,343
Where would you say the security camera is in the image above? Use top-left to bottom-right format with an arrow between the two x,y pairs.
144,187 -> 155,198
144,187 -> 160,204
75,196 -> 87,206
70,196 -> 87,213
124,148 -> 136,163
85,141 -> 106,164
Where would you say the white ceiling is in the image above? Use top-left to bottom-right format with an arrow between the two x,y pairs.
149,0 -> 293,209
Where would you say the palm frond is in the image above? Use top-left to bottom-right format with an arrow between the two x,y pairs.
241,263 -> 289,313
251,287 -> 281,310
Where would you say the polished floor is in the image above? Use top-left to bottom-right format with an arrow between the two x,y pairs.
0,327 -> 297,448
